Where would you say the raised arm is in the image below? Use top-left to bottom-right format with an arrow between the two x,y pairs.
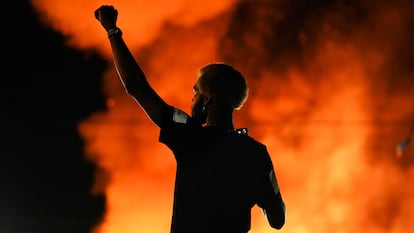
94,5 -> 169,127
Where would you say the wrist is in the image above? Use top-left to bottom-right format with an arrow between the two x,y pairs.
107,27 -> 122,38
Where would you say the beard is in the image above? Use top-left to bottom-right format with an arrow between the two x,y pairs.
191,101 -> 207,126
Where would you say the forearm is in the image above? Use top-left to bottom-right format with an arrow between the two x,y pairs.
106,29 -> 168,126
108,29 -> 149,96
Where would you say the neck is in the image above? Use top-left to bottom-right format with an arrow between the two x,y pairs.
205,105 -> 234,130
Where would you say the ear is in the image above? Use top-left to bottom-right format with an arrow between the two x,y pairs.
203,95 -> 212,107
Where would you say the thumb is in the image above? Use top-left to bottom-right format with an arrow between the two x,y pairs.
94,9 -> 100,20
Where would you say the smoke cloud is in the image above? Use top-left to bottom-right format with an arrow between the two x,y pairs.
31,0 -> 414,232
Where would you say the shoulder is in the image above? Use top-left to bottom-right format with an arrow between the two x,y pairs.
160,106 -> 200,138
233,128 -> 268,151
161,106 -> 194,126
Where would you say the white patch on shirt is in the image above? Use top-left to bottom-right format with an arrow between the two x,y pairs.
269,169 -> 280,194
172,108 -> 188,124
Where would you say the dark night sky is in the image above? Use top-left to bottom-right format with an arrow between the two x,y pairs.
2,1 -> 108,233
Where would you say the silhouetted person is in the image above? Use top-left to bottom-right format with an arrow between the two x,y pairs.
94,5 -> 286,233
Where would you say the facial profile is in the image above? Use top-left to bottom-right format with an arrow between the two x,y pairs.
191,84 -> 208,125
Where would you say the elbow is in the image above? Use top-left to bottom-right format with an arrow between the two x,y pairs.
264,201 -> 286,230
269,214 -> 285,230
266,208 -> 285,230
124,85 -> 136,96
124,86 -> 143,102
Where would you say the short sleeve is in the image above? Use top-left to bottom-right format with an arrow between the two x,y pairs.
158,106 -> 199,160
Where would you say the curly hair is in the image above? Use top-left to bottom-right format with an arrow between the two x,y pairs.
196,63 -> 248,110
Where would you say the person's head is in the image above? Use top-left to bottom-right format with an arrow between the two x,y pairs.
191,62 -> 249,123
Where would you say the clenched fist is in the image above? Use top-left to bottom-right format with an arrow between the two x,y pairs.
94,5 -> 118,32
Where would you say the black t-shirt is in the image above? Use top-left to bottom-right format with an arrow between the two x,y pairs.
159,106 -> 283,233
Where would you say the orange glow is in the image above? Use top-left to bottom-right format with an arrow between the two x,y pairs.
31,1 -> 414,233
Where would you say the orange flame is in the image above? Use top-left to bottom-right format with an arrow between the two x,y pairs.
31,0 -> 414,233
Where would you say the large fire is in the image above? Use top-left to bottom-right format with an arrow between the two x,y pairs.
31,0 -> 414,233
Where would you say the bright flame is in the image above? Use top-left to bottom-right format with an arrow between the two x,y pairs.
31,0 -> 414,233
